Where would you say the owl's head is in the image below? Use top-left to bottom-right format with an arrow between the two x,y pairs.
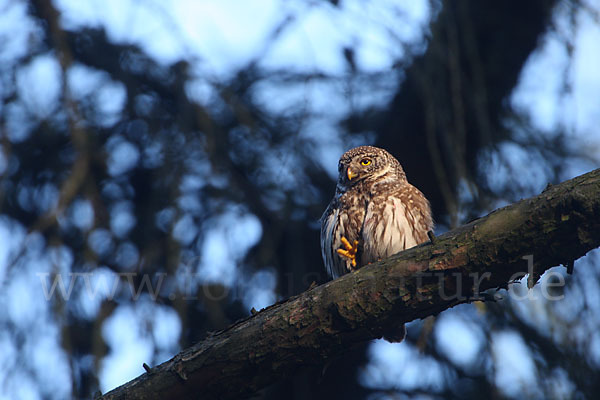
337,146 -> 406,189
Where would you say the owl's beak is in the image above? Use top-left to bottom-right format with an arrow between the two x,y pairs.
347,167 -> 358,181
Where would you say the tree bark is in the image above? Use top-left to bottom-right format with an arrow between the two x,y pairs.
99,168 -> 600,400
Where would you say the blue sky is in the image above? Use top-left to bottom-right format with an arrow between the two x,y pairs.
1,0 -> 600,398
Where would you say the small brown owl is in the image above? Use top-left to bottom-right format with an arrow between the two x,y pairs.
321,146 -> 433,279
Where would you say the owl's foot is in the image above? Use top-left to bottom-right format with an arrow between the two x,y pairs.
337,236 -> 358,270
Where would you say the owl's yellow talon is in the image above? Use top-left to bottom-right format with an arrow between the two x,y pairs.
337,236 -> 358,268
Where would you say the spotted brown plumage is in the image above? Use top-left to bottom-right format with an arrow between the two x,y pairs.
320,145 -> 433,279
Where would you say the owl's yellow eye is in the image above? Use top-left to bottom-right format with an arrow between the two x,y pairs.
360,159 -> 371,166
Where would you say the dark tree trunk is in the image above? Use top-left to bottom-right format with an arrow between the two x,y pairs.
99,169 -> 600,400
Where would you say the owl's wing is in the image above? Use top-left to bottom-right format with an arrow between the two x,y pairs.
362,190 -> 431,263
320,203 -> 349,279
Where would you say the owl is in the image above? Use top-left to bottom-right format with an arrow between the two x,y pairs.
321,146 -> 433,279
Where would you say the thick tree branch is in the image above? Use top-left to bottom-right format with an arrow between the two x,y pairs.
99,169 -> 600,400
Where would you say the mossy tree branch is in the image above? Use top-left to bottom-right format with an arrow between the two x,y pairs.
99,168 -> 600,400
